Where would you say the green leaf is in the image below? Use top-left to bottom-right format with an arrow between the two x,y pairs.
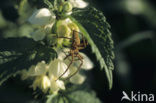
0,37 -> 57,85
44,0 -> 54,10
18,0 -> 33,21
46,94 -> 58,103
70,7 -> 115,89
46,90 -> 101,103
67,91 -> 101,103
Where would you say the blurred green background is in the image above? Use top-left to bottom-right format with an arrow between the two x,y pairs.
0,0 -> 156,103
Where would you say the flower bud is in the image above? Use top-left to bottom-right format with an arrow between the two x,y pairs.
70,73 -> 86,84
63,2 -> 73,12
67,22 -> 79,32
58,0 -> 65,4
58,5 -> 63,12
69,0 -> 88,8
29,61 -> 48,76
57,24 -> 71,37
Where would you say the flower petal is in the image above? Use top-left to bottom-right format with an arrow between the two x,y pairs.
58,49 -> 93,70
56,80 -> 65,90
49,59 -> 70,78
58,51 -> 93,70
80,53 -> 94,70
32,76 -> 42,91
28,8 -> 55,25
41,76 -> 51,91
70,73 -> 86,84
57,48 -> 70,60
73,52 -> 94,70
32,75 -> 51,93
57,24 -> 71,37
69,0 -> 88,8
49,76 -> 65,93
28,61 -> 48,76
44,22 -> 55,33
20,69 -> 29,80
31,29 -> 46,41
50,76 -> 59,92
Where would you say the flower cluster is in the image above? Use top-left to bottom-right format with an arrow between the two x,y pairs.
21,49 -> 93,93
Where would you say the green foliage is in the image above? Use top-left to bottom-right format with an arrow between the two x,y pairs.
44,0 -> 54,10
18,0 -> 33,21
67,91 -> 101,103
71,7 -> 115,89
46,90 -> 101,103
0,37 -> 57,85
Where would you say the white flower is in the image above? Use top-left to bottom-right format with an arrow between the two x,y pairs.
21,47 -> 93,93
50,75 -> 65,93
32,75 -> 51,93
69,0 -> 88,8
28,61 -> 48,76
68,66 -> 86,84
28,8 -> 55,26
28,8 -> 56,41
41,76 -> 51,89
20,61 -> 47,80
70,73 -> 86,84
48,59 -> 70,79
20,59 -> 67,93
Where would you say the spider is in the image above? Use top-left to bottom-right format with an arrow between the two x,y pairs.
56,30 -> 88,80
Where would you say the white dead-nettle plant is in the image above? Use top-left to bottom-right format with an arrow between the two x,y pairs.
21,0 -> 92,94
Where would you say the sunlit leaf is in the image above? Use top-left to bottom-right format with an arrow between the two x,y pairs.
70,7 -> 115,89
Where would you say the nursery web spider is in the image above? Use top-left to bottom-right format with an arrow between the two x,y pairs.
56,30 -> 88,80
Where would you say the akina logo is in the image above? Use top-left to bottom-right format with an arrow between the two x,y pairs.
121,91 -> 155,102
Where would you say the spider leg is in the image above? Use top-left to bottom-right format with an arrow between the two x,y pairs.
77,46 -> 85,50
64,54 -> 70,60
62,50 -> 68,56
77,30 -> 88,48
64,50 -> 72,60
65,53 -> 83,79
78,40 -> 88,50
81,34 -> 88,47
56,53 -> 74,80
